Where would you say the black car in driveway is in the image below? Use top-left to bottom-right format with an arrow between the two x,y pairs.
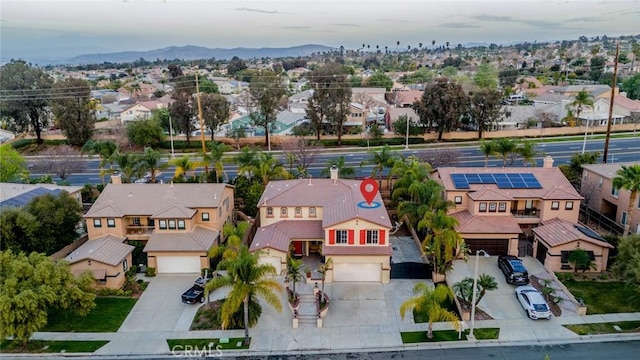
181,284 -> 206,304
498,255 -> 529,285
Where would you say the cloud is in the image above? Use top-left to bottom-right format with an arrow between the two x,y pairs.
235,7 -> 280,14
330,23 -> 360,27
473,15 -> 513,22
439,22 -> 481,29
471,14 -> 564,29
281,26 -> 336,33
376,18 -> 411,23
282,26 -> 311,30
566,16 -> 602,22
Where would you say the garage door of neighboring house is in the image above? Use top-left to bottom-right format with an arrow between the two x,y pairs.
156,256 -> 202,273
536,242 -> 548,265
259,256 -> 282,274
333,263 -> 381,282
466,239 -> 509,256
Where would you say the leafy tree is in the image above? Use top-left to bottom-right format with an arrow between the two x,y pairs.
150,108 -> 172,133
280,138 -> 322,178
612,164 -> 640,236
199,78 -> 219,94
589,56 -> 606,83
366,72 -> 393,91
0,208 -> 39,253
200,93 -> 230,141
473,63 -> 499,89
0,144 -> 28,182
559,151 -> 600,189
227,56 -> 248,76
0,60 -> 53,144
249,70 -> 286,150
612,234 -> 640,286
82,139 -> 118,184
0,250 -> 96,348
413,78 -> 468,141
167,64 -> 183,79
399,283 -> 459,339
231,175 -> 263,217
467,88 -> 506,138
204,247 -> 282,345
227,126 -> 246,151
126,117 -> 165,148
169,79 -> 195,147
25,191 -> 82,254
51,78 -> 95,146
137,147 -> 168,183
320,155 -> 355,179
392,115 -> 423,136
622,73 -> 640,100
30,145 -> 86,181
568,248 -> 596,272
390,156 -> 432,203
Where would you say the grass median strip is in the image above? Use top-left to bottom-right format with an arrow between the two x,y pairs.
401,328 -> 500,343
42,297 -> 137,332
564,321 -> 640,335
166,338 -> 250,351
0,340 -> 109,353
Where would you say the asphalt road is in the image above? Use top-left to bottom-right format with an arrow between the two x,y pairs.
28,136 -> 640,186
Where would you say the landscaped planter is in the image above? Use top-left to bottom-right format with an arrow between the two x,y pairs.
286,288 -> 300,312
318,292 -> 330,318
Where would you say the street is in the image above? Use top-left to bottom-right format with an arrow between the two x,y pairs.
28,136 -> 640,186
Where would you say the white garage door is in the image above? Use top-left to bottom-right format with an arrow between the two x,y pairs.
333,263 -> 381,282
259,256 -> 282,274
156,256 -> 201,274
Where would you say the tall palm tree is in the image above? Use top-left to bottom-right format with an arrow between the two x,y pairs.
397,180 -> 448,229
207,141 -> 232,183
360,144 -> 397,187
317,257 -> 333,299
82,139 -> 117,184
418,209 -> 462,276
240,152 -> 290,187
169,155 -> 200,182
209,221 -> 250,263
204,247 -> 282,345
400,283 -> 460,339
235,146 -> 258,176
516,141 -> 537,167
479,140 -> 495,167
321,155 -> 355,178
282,255 -> 305,298
390,156 -> 432,204
570,89 -> 594,124
114,151 -> 139,183
137,147 -> 167,183
612,164 -> 640,236
491,138 -> 518,167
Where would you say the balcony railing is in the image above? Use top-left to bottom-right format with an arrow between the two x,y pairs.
511,208 -> 540,218
125,225 -> 154,235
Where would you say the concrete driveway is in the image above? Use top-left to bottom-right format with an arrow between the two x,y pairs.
118,274 -> 203,332
448,256 -> 547,320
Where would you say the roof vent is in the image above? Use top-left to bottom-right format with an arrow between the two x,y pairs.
330,165 -> 339,184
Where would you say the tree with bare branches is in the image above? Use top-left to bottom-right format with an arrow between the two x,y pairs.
31,145 -> 86,181
281,139 -> 322,178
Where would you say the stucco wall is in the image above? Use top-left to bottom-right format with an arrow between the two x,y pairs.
539,200 -> 580,223
260,205 -> 323,227
68,253 -> 132,289
535,236 -> 610,273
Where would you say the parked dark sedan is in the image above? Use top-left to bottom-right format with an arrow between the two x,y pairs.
498,255 -> 529,285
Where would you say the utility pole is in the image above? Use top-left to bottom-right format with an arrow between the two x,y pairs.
602,42 -> 620,164
195,72 -> 209,180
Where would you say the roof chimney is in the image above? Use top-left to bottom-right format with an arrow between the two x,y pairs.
330,165 -> 339,184
111,173 -> 122,184
308,175 -> 312,185
543,156 -> 554,168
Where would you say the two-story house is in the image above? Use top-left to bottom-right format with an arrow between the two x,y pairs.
434,158 -> 611,272
249,169 -> 392,283
73,181 -> 234,287
582,162 -> 640,235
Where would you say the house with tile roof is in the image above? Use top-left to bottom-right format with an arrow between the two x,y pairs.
82,182 -> 234,278
250,169 -> 393,283
433,158 -> 613,272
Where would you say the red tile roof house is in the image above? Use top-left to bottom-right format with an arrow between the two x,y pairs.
250,170 -> 393,283
80,182 -> 234,286
434,158 -> 611,273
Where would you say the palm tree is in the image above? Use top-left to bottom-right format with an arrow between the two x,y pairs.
204,247 -> 282,345
169,155 -> 200,182
432,40 -> 436,50
360,144 -> 397,188
317,257 -> 333,300
418,209 -> 462,276
82,139 -> 117,184
390,156 -> 432,204
516,141 -> 537,167
478,140 -> 495,167
209,221 -> 249,264
400,283 -> 460,339
207,141 -> 232,183
397,180 -> 448,229
114,151 -> 139,183
569,89 -> 594,124
491,138 -> 518,167
235,146 -> 258,175
321,155 -> 355,179
239,151 -> 290,187
612,164 -> 640,236
452,274 -> 498,309
282,255 -> 305,298
137,147 -> 167,183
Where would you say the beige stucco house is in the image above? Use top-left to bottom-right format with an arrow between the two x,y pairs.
83,182 -> 234,276
250,170 -> 392,283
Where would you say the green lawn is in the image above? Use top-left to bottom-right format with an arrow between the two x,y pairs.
0,340 -> 108,353
42,297 -> 137,332
564,321 -> 640,335
561,280 -> 640,314
166,338 -> 250,351
401,328 -> 500,343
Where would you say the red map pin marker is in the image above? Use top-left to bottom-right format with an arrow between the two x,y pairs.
360,178 -> 378,205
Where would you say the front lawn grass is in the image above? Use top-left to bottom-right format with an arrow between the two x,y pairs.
561,280 -> 640,314
166,338 -> 250,351
42,297 -> 137,332
564,321 -> 640,335
0,340 -> 108,353
401,328 -> 499,343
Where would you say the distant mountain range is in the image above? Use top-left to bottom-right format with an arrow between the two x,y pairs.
57,44 -> 334,65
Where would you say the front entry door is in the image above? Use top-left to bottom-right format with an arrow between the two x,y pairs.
292,241 -> 303,257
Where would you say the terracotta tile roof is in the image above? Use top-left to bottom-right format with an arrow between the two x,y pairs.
85,183 -> 232,218
468,187 -> 513,201
582,162 -> 637,179
451,210 -> 522,234
322,244 -> 392,256
437,167 -> 582,201
533,217 -> 613,248
259,179 -> 392,229
250,220 -> 324,252
65,235 -> 132,266
144,226 -> 219,252
150,204 -> 197,219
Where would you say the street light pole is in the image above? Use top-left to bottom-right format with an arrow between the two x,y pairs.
581,118 -> 589,154
469,249 -> 489,339
404,115 -> 410,150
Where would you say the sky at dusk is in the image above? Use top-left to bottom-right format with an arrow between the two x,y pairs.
1,0 -> 639,60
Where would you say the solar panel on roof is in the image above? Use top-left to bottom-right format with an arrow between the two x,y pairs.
574,225 -> 605,241
479,174 -> 495,183
465,174 -> 481,184
450,174 -> 470,189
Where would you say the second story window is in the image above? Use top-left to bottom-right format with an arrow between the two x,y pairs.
565,201 -> 574,210
159,220 -> 167,229
489,202 -> 497,212
336,230 -> 348,244
267,207 -> 273,217
107,218 -> 116,228
479,202 -> 487,212
202,212 -> 210,221
309,207 -> 316,217
366,230 -> 379,244
454,196 -> 462,205
611,186 -> 619,197
132,217 -> 141,226
498,202 -> 507,212
281,207 -> 288,217
295,207 -> 302,217
168,220 -> 176,229
551,201 -> 560,210
178,220 -> 186,230
93,219 -> 102,228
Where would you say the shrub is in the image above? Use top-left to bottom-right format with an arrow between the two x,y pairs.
145,267 -> 156,277
96,288 -> 132,297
